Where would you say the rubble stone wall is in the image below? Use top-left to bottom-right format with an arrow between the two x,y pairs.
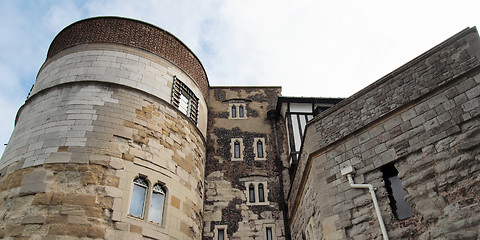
204,87 -> 289,240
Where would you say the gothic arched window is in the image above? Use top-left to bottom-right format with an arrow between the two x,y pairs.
239,106 -> 244,118
249,184 -> 256,203
129,177 -> 148,218
258,183 -> 265,202
232,105 -> 237,118
257,140 -> 264,158
148,184 -> 166,224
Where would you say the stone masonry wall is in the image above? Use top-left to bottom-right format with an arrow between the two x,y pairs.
0,83 -> 206,239
288,28 -> 480,239
204,87 -> 288,240
30,44 -> 208,136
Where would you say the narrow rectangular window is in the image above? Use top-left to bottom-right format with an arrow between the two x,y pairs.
266,227 -> 273,240
239,106 -> 244,117
258,183 -> 265,202
381,163 -> 414,220
249,184 -> 256,203
218,229 -> 225,240
232,105 -> 236,118
234,141 -> 240,158
257,140 -> 264,158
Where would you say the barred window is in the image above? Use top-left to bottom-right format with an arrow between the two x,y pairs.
171,76 -> 199,124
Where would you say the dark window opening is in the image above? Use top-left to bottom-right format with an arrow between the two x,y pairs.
257,140 -> 264,158
234,141 -> 240,158
249,184 -> 256,203
258,183 -> 265,202
218,229 -> 225,240
266,227 -> 273,240
232,105 -> 236,118
381,163 -> 414,220
239,106 -> 244,117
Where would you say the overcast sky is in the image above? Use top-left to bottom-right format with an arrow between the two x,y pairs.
1,0 -> 479,155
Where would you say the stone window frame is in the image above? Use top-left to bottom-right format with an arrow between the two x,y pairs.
253,137 -> 267,160
230,138 -> 244,161
245,181 -> 269,205
127,175 -> 168,227
171,76 -> 199,124
214,224 -> 229,240
228,103 -> 247,119
263,223 -> 277,240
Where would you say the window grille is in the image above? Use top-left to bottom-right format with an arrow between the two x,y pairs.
171,76 -> 199,124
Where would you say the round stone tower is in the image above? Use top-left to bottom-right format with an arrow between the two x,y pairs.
0,17 -> 208,239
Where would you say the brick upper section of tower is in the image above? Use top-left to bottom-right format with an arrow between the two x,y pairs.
46,17 -> 209,97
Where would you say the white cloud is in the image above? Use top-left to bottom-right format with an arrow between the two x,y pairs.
0,0 -> 479,156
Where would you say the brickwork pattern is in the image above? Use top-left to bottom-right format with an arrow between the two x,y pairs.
46,17 -> 209,97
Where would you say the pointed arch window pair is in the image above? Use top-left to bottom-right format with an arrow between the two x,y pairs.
129,177 -> 166,224
231,138 -> 266,161
229,103 -> 246,119
246,182 -> 268,205
248,183 -> 265,203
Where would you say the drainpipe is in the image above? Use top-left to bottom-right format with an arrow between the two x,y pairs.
267,110 -> 281,160
341,166 -> 389,240
267,109 -> 291,240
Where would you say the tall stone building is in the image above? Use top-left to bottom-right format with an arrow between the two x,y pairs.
0,17 -> 479,240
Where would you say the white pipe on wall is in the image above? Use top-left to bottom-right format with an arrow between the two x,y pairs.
341,166 -> 389,240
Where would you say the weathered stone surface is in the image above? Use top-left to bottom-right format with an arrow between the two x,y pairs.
288,28 -> 480,240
